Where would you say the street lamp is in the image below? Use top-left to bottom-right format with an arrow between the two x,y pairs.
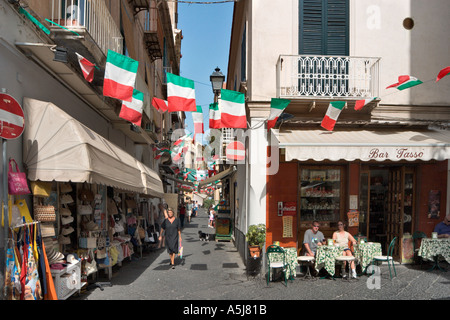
210,67 -> 225,102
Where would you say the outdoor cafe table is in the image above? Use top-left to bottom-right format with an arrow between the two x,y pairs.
354,242 -> 383,272
314,245 -> 342,276
267,247 -> 298,279
418,238 -> 450,271
315,242 -> 382,276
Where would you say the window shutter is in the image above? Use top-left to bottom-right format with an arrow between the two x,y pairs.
326,0 -> 349,56
299,0 -> 349,56
299,0 -> 324,55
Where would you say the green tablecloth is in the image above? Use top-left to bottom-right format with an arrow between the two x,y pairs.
418,238 -> 450,263
314,245 -> 342,276
354,242 -> 382,270
267,247 -> 298,279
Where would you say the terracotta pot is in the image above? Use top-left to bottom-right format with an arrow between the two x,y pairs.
248,245 -> 261,258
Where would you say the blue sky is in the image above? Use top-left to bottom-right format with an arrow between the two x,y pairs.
177,1 -> 234,144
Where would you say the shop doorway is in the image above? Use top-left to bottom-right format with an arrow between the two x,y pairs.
359,166 -> 416,259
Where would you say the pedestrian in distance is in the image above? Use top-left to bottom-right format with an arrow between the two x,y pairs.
159,207 -> 182,269
179,203 -> 186,228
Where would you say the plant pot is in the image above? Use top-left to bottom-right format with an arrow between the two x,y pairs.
248,245 -> 261,258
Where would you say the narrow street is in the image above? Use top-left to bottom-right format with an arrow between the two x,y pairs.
74,208 -> 450,302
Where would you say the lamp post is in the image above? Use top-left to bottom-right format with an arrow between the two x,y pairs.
210,67 -> 225,103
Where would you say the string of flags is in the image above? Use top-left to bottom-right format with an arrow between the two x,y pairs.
73,49 -> 449,135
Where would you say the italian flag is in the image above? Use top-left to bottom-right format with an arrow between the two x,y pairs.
219,89 -> 247,129
152,97 -> 168,113
209,102 -> 221,129
321,101 -> 346,131
354,97 -> 377,111
119,89 -> 144,126
153,147 -> 171,160
386,75 -> 422,90
75,52 -> 95,83
436,66 -> 450,82
167,73 -> 197,112
103,50 -> 138,102
192,105 -> 204,138
267,98 -> 291,130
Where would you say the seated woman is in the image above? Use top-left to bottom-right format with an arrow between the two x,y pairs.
333,220 -> 357,279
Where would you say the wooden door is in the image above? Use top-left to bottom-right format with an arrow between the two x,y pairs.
387,167 -> 403,259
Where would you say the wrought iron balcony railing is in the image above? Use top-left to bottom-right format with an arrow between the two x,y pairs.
276,55 -> 380,99
50,0 -> 123,55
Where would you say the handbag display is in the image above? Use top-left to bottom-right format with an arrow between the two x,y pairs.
60,194 -> 74,205
59,182 -> 72,194
8,159 -> 30,195
77,204 -> 93,215
30,181 -> 52,197
34,204 -> 56,222
79,237 -> 97,249
40,223 -> 56,237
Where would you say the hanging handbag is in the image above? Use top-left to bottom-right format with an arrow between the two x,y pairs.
8,159 -> 30,195
40,223 -> 56,237
30,181 -> 52,197
59,182 -> 72,194
77,204 -> 93,215
34,201 -> 56,222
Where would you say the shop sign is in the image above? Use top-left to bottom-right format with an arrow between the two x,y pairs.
368,148 -> 425,160
0,93 -> 25,140
282,201 -> 297,216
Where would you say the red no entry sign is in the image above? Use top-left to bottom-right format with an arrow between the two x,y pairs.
0,93 -> 24,140
226,141 -> 245,161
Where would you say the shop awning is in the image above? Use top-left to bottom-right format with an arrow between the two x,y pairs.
162,174 -> 196,187
198,167 -> 236,188
273,128 -> 450,162
23,98 -> 163,195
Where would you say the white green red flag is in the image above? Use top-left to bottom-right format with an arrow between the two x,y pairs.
219,89 -> 247,128
209,102 -> 221,129
354,97 -> 377,111
386,75 -> 422,90
321,101 -> 346,131
75,52 -> 95,83
267,98 -> 291,130
167,73 -> 196,112
103,50 -> 138,102
192,105 -> 204,138
152,97 -> 168,113
436,66 -> 450,82
153,147 -> 170,160
119,89 -> 144,126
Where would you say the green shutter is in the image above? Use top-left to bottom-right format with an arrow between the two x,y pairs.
299,0 -> 349,56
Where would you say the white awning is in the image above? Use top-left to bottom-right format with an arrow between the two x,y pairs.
23,97 -> 163,195
273,128 -> 450,162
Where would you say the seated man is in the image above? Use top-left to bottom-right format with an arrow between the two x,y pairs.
303,221 -> 326,256
434,214 -> 450,238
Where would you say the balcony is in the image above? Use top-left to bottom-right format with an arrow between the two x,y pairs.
276,55 -> 380,100
49,0 -> 123,57
142,5 -> 163,61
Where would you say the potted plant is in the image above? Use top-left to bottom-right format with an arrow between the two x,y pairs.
246,224 -> 266,258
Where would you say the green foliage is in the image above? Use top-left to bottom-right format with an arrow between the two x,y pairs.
203,198 -> 215,209
245,224 -> 266,248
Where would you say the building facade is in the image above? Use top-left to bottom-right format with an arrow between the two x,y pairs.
227,0 -> 450,262
0,0 -> 185,299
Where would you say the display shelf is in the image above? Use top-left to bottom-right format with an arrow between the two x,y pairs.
51,260 -> 81,300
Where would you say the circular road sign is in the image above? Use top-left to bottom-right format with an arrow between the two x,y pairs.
0,93 -> 25,140
226,141 -> 245,161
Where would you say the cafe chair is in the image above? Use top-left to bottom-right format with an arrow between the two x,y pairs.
266,245 -> 291,286
297,256 -> 317,281
372,237 -> 397,280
